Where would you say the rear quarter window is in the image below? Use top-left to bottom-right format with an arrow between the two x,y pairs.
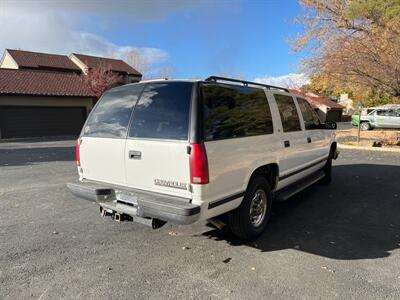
201,83 -> 273,141
128,82 -> 193,140
83,84 -> 144,138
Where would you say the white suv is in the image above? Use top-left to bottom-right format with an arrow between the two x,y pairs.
68,76 -> 339,240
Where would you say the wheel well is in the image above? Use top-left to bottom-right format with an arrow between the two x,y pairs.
250,164 -> 279,191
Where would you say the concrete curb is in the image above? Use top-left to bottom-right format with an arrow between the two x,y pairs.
338,143 -> 400,153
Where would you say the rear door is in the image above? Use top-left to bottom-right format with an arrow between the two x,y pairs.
125,82 -> 193,198
79,84 -> 143,186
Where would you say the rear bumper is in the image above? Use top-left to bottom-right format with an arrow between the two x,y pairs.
67,180 -> 201,225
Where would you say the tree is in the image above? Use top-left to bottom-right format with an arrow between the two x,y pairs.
125,49 -> 150,78
157,65 -> 175,79
82,63 -> 122,98
293,0 -> 400,104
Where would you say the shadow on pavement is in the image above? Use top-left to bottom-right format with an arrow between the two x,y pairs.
0,146 -> 75,166
201,164 -> 400,260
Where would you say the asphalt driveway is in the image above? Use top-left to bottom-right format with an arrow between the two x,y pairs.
0,139 -> 399,299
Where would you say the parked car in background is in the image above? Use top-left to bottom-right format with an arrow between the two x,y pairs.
351,107 -> 378,126
354,105 -> 400,130
68,76 -> 339,240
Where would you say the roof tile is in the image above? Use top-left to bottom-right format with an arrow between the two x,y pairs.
72,53 -> 142,76
0,69 -> 95,97
289,88 -> 344,109
7,49 -> 81,72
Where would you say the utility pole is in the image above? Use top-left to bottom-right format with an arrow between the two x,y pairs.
357,102 -> 363,144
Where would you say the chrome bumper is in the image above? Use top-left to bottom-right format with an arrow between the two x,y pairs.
67,180 -> 200,225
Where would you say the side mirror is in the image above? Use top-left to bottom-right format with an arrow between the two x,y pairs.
325,121 -> 337,130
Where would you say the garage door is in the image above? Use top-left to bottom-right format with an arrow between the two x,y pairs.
0,106 -> 87,139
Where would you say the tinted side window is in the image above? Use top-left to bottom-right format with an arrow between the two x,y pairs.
202,84 -> 273,141
297,97 -> 321,130
377,110 -> 390,116
128,82 -> 193,140
274,94 -> 302,132
84,84 -> 144,138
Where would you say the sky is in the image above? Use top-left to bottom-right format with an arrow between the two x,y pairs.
0,0 -> 309,87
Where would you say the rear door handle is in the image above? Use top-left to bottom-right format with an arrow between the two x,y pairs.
307,137 -> 312,143
284,140 -> 290,148
129,150 -> 142,160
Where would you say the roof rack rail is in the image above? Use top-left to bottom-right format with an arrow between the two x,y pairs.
382,104 -> 400,107
205,76 -> 289,92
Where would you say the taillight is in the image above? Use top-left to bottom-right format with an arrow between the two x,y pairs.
189,143 -> 209,184
75,138 -> 81,166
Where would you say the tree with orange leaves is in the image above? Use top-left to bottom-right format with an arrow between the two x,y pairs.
292,0 -> 400,105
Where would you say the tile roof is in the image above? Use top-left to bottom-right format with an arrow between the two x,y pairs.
0,69 -> 95,97
7,49 -> 81,72
289,88 -> 344,109
72,53 -> 142,76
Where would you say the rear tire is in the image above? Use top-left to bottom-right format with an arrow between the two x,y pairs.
228,176 -> 272,240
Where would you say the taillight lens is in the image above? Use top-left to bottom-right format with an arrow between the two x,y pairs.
189,143 -> 209,184
75,138 -> 81,166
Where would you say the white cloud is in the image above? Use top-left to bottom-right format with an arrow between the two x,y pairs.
0,1 -> 174,71
254,73 -> 310,89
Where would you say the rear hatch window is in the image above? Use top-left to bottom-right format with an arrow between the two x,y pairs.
83,84 -> 144,138
83,82 -> 193,140
128,82 -> 193,141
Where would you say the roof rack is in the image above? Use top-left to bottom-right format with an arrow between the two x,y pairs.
382,104 -> 400,107
205,76 -> 289,92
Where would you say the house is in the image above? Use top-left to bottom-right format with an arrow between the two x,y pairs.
0,49 -> 142,139
0,68 -> 95,139
289,89 -> 344,122
0,49 -> 142,83
70,53 -> 142,84
338,93 -> 354,115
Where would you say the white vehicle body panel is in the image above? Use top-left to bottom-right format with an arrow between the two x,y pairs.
80,137 -> 127,186
125,139 -> 191,198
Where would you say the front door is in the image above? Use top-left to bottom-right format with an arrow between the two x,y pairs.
296,97 -> 330,162
272,93 -> 309,188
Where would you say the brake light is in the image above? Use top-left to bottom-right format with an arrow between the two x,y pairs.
189,143 -> 209,184
75,138 -> 81,166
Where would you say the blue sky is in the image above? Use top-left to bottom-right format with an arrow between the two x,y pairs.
0,0 -> 308,86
